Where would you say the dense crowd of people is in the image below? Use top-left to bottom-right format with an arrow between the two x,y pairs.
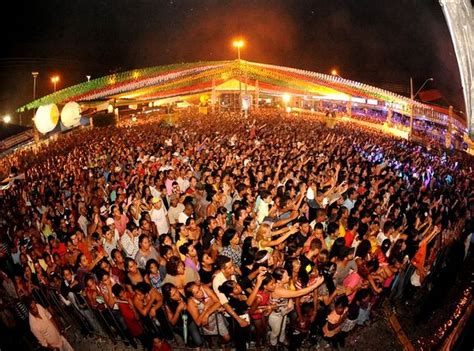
0,109 -> 472,351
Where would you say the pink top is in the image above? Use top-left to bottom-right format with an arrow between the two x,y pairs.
250,290 -> 271,320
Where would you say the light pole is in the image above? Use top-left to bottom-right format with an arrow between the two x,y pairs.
331,69 -> 342,78
31,72 -> 39,129
232,39 -> 245,113
86,75 -> 91,82
51,76 -> 59,92
232,39 -> 244,60
409,77 -> 434,138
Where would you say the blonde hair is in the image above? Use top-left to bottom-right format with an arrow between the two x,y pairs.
256,223 -> 271,242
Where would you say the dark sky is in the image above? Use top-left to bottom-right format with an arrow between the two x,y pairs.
1,0 -> 465,122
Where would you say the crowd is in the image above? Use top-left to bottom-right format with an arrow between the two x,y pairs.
0,109 -> 472,351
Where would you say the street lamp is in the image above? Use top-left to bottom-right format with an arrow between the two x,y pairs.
409,77 -> 434,138
331,69 -> 341,78
232,39 -> 244,60
51,76 -> 60,92
86,75 -> 91,82
3,115 -> 11,123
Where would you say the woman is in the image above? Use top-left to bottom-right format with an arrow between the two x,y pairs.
206,189 -> 219,218
124,257 -> 145,292
145,259 -> 163,292
162,282 -> 203,347
184,281 -> 230,344
199,252 -> 216,286
255,223 -> 299,253
135,234 -> 160,270
133,281 -> 172,340
253,272 -> 324,348
322,295 -> 349,349
218,272 -> 266,351
179,242 -> 200,273
163,256 -> 200,293
220,228 -> 242,270
186,218 -> 202,243
209,226 -> 224,259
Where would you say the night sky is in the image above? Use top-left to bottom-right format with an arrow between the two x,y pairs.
1,0 -> 465,122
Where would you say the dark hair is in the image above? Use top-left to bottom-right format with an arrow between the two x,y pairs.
272,267 -> 287,281
184,281 -> 198,299
355,240 -> 371,258
217,280 -> 236,297
160,244 -> 173,257
215,255 -> 231,270
112,283 -> 124,297
124,257 -> 137,272
134,281 -> 152,294
145,258 -> 159,274
222,228 -> 237,247
165,256 -> 183,276
335,294 -> 349,308
138,234 -> 149,247
261,273 -> 274,288
178,242 -> 192,256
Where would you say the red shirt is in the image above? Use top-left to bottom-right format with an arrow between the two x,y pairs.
117,296 -> 143,337
344,230 -> 356,247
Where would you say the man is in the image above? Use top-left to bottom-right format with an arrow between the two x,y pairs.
342,188 -> 358,212
150,197 -> 170,235
77,203 -> 90,236
121,223 -> 141,258
167,194 -> 185,232
178,203 -> 194,225
28,297 -> 74,351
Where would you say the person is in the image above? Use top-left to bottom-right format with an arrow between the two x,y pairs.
161,282 -> 203,347
163,256 -> 200,293
27,297 -> 74,351
322,295 -> 349,349
135,234 -> 160,270
218,271 -> 266,351
184,281 -> 231,344
145,258 -> 163,292
121,222 -> 141,258
150,197 -> 170,235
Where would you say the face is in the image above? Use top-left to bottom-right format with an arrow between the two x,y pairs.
141,237 -> 150,250
128,260 -> 138,273
29,301 -> 39,316
202,253 -> 214,265
114,251 -> 124,264
222,261 -> 235,277
149,262 -> 158,274
177,262 -> 185,275
232,282 -> 242,296
230,234 -> 240,246
292,259 -> 301,272
170,287 -> 181,301
264,279 -> 277,292
191,284 -> 204,299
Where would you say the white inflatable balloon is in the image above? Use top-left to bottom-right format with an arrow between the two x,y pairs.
34,104 -> 59,134
61,102 -> 81,128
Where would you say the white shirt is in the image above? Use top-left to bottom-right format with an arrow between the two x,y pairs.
256,200 -> 269,224
121,232 -> 139,258
102,231 -> 120,257
343,198 -> 356,211
168,204 -> 185,225
212,271 -> 237,305
29,304 -> 63,349
178,212 -> 189,225
78,215 -> 89,235
150,207 -> 169,234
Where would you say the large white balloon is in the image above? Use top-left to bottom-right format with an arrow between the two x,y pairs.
34,104 -> 59,134
61,102 -> 81,128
